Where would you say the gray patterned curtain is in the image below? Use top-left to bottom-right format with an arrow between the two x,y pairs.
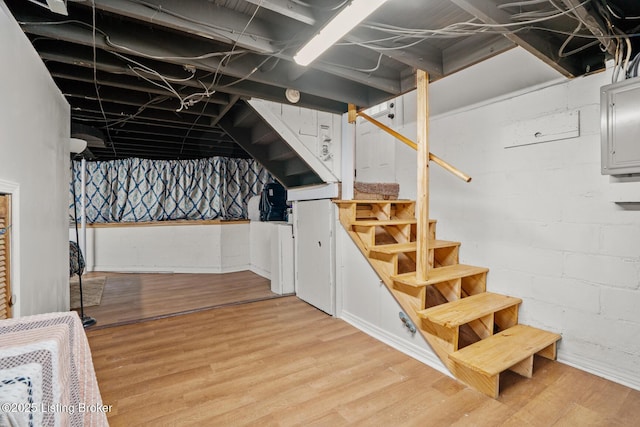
70,157 -> 271,223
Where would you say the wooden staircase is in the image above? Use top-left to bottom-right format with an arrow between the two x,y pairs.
335,199 -> 561,398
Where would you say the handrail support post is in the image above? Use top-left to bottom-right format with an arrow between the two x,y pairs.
416,70 -> 430,282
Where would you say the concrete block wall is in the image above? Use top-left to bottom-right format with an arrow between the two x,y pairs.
412,70 -> 639,390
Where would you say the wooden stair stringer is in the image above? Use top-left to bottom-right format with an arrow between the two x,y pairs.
342,228 -> 457,370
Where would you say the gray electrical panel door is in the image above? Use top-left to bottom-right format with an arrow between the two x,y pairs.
601,77 -> 640,175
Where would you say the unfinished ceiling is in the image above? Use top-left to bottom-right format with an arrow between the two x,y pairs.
5,0 -> 639,160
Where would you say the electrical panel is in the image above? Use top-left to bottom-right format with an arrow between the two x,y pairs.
601,77 -> 640,175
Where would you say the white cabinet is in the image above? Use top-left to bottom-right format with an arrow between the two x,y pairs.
270,223 -> 294,294
249,221 -> 294,294
293,199 -> 335,315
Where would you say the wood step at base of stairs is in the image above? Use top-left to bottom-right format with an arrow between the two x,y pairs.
417,292 -> 521,328
449,324 -> 561,398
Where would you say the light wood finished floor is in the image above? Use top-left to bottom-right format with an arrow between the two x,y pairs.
79,271 -> 280,328
87,296 -> 640,426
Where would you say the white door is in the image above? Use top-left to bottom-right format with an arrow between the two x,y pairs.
294,199 -> 334,315
355,101 -> 396,182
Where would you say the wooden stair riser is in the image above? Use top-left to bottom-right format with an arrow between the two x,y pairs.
449,324 -> 560,398
358,203 -> 416,221
451,362 -> 499,399
461,273 -> 487,298
369,245 -> 460,274
336,200 -> 416,225
353,225 -> 376,249
350,223 -> 435,250
418,293 -> 522,351
420,304 -> 520,351
392,271 -> 488,310
434,245 -> 458,268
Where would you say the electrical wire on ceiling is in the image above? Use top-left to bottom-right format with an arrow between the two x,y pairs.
19,0 -> 640,137
129,0 -> 278,46
627,52 -> 640,78
321,52 -> 384,74
289,0 -> 349,11
498,0 -> 553,8
558,21 -> 600,58
105,34 -> 250,61
228,0 -> 262,59
603,1 -> 640,20
25,0 -> 632,78
91,0 -> 116,158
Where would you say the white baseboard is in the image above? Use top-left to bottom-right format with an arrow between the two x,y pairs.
558,353 -> 640,391
338,311 -> 640,392
219,265 -> 252,274
250,265 -> 270,279
339,310 -> 452,378
92,265 -> 249,274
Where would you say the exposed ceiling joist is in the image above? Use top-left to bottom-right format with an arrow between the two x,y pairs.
90,0 -> 277,53
243,0 -> 317,25
21,19 -> 387,107
5,0 -> 623,162
72,0 -> 402,95
450,0 -> 586,77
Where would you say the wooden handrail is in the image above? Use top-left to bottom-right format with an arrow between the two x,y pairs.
350,108 -> 472,183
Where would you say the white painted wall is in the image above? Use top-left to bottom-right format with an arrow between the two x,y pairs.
345,62 -> 640,390
336,220 -> 450,376
0,3 -> 70,317
77,222 -> 294,291
260,99 -> 343,180
249,222 -> 272,279
251,221 -> 294,294
85,224 -> 250,273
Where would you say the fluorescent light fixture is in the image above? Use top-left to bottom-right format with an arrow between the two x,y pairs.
46,0 -> 68,16
294,0 -> 389,66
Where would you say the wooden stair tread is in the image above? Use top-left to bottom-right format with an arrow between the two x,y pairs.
334,199 -> 412,204
450,324 -> 561,376
417,292 -> 521,327
351,219 -> 418,226
370,240 -> 460,254
392,264 -> 489,287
